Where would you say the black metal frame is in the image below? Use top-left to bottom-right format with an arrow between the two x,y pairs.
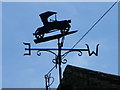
23,11 -> 101,90
23,38 -> 99,90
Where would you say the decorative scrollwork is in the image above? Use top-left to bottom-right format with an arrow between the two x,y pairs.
52,59 -> 57,64
37,50 -> 41,56
62,59 -> 67,64
78,51 -> 82,56
62,50 -> 83,58
47,50 -> 57,57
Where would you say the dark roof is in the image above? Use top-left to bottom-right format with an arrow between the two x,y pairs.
57,65 -> 120,89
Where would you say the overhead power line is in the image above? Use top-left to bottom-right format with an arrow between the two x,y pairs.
62,0 -> 119,59
43,1 -> 119,85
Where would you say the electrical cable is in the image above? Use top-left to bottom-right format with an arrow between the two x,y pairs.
62,0 -> 119,59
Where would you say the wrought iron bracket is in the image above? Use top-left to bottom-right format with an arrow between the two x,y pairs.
23,42 -> 99,90
23,43 -> 99,57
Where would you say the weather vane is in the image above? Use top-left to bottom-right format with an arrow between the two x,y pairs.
23,11 -> 99,90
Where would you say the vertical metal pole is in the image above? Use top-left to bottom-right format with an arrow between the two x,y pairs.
55,14 -> 57,21
58,38 -> 62,89
45,75 -> 49,90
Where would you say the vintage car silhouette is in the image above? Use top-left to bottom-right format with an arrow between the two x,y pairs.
33,11 -> 71,39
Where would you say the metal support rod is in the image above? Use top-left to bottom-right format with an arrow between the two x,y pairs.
25,48 -> 88,51
45,75 -> 48,90
58,38 -> 62,90
44,66 -> 56,90
55,14 -> 57,21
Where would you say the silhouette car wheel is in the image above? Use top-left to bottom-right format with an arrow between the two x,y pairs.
35,34 -> 44,39
60,27 -> 70,34
35,29 -> 44,39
